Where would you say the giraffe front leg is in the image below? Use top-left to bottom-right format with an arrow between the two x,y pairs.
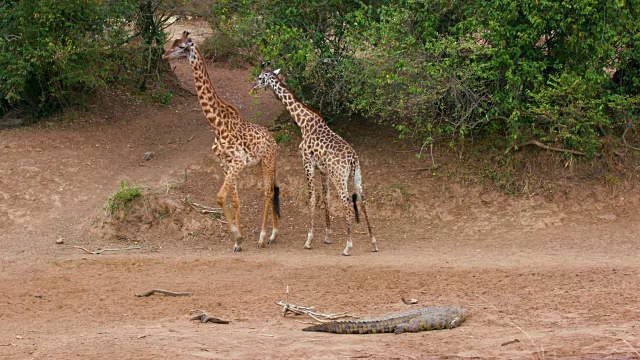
321,173 -> 332,245
217,163 -> 245,252
302,159 -> 316,249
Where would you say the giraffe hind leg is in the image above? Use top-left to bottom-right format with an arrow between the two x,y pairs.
336,178 -> 354,256
231,183 -> 241,233
321,173 -> 332,244
353,165 -> 378,252
258,156 -> 278,248
358,194 -> 378,252
269,185 -> 279,244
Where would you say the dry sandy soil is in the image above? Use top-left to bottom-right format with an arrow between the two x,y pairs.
1,24 -> 640,360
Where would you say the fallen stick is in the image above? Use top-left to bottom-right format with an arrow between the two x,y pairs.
275,286 -> 357,323
183,199 -> 227,227
182,198 -> 223,214
189,309 -> 230,324
135,289 -> 192,297
75,245 -> 142,255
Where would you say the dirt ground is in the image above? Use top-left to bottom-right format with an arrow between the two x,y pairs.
1,24 -> 640,360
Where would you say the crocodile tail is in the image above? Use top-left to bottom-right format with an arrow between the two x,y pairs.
302,321 -> 389,334
302,323 -> 331,332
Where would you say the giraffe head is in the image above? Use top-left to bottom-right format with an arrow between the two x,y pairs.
250,63 -> 281,94
162,31 -> 195,60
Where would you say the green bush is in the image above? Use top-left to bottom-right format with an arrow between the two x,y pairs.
210,0 -> 639,154
199,31 -> 251,67
0,0 -> 178,119
105,181 -> 143,216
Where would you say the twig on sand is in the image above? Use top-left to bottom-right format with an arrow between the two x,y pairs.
183,198 -> 223,214
135,289 -> 192,297
189,309 -> 230,324
476,294 -> 544,360
74,245 -> 142,255
182,198 -> 227,226
276,286 -> 357,323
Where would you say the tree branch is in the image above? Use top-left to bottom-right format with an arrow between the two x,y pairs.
517,140 -> 587,156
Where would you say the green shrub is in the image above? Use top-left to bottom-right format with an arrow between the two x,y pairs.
105,181 -> 143,215
209,0 -> 639,155
0,0 -> 178,119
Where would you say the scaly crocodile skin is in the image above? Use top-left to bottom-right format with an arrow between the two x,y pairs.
302,306 -> 468,334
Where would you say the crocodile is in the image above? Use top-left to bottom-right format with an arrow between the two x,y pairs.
302,306 -> 468,334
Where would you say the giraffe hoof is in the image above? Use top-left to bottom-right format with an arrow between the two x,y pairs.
304,245 -> 312,250
372,245 -> 379,252
256,243 -> 265,249
267,238 -> 276,245
233,246 -> 242,253
323,239 -> 332,244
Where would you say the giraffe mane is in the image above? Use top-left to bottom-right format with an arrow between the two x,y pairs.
271,73 -> 325,123
192,44 -> 242,119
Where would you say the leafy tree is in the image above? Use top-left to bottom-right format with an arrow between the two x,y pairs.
209,0 -> 639,155
0,0 -> 178,119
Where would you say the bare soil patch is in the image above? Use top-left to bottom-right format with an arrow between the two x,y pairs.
1,26 -> 639,359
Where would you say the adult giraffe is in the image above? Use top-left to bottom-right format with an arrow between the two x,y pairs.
251,65 -> 378,256
163,32 -> 279,252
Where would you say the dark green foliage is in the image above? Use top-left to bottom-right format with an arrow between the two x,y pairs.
0,0 -> 177,119
210,0 -> 640,154
199,31 -> 247,66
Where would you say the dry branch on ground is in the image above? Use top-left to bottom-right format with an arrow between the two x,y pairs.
189,309 -> 230,324
135,289 -> 192,297
74,245 -> 142,255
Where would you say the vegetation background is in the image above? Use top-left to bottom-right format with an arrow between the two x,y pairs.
2,0 -> 639,180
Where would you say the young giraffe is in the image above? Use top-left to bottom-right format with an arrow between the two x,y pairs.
251,65 -> 378,256
163,32 -> 280,252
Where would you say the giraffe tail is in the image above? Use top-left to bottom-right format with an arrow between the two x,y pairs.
273,186 -> 281,218
352,193 -> 360,223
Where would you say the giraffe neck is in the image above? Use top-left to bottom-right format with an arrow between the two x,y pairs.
188,45 -> 237,130
268,76 -> 322,135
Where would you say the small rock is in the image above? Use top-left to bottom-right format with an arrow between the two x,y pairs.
56,238 -> 64,244
143,152 -> 154,161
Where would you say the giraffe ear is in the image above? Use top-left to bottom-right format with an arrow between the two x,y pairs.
273,68 -> 281,75
181,31 -> 190,41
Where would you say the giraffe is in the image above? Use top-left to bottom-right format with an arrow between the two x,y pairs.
163,31 -> 280,252
251,65 -> 378,256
